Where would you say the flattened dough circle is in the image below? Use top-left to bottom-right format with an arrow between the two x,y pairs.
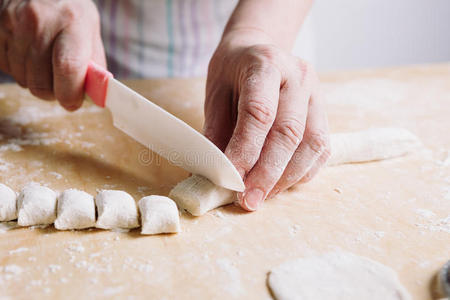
267,252 -> 411,300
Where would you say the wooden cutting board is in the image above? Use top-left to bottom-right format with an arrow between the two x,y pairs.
0,64 -> 449,299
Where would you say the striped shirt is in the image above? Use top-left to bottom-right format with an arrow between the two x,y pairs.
94,0 -> 237,79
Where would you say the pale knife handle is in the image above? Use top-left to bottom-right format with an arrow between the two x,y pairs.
84,61 -> 113,108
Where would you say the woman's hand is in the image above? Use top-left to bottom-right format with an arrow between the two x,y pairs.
0,0 -> 105,110
204,30 -> 331,211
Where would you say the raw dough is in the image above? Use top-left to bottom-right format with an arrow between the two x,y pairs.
328,127 -> 420,166
95,190 -> 139,229
54,189 -> 96,230
268,252 -> 411,300
138,195 -> 180,235
170,127 -> 421,216
0,183 -> 17,221
169,174 -> 236,216
17,183 -> 57,226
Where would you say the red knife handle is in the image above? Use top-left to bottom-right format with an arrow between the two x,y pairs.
84,61 -> 113,107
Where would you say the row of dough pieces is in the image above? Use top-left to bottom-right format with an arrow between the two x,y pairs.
0,183 -> 180,235
0,128 -> 421,234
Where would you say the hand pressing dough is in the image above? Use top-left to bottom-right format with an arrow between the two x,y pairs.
328,127 -> 420,166
54,189 -> 96,230
138,195 -> 180,235
169,175 -> 236,216
170,127 -> 421,216
267,252 -> 411,300
95,190 -> 139,229
0,183 -> 17,221
17,184 -> 57,226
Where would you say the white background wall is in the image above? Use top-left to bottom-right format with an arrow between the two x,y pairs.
293,0 -> 450,71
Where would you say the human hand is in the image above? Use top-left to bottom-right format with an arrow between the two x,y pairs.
0,0 -> 105,110
204,30 -> 331,211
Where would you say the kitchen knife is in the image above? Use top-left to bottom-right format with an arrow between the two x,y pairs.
84,62 -> 245,192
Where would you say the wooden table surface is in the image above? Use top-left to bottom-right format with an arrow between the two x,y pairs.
0,64 -> 449,299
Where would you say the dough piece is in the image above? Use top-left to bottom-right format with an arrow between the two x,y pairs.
17,184 -> 57,226
268,252 -> 411,300
138,195 -> 180,235
0,183 -> 17,221
169,175 -> 235,216
54,189 -> 95,230
170,127 -> 421,216
328,127 -> 420,166
95,190 -> 139,229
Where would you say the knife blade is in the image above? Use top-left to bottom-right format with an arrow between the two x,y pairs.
84,62 -> 245,192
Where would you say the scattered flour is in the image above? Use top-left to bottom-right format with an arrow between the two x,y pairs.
216,258 -> 242,297
48,265 -> 61,273
48,172 -> 63,180
103,286 -> 125,296
374,231 -> 385,239
9,104 -> 102,126
415,208 -> 436,219
9,247 -> 29,255
4,265 -> 23,275
66,242 -> 85,253
289,224 -> 301,236
416,214 -> 450,233
211,210 -> 225,219
2,265 -> 23,280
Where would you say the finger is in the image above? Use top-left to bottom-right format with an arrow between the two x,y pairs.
239,71 -> 310,211
25,6 -> 62,100
26,43 -> 54,100
269,89 -> 331,198
203,85 -> 234,152
298,150 -> 330,184
224,64 -> 281,178
3,1 -> 29,86
52,25 -> 92,111
0,33 -> 10,73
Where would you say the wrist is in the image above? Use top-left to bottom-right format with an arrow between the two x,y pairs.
220,27 -> 275,50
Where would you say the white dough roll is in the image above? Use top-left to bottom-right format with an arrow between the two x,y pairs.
138,195 -> 180,235
17,183 -> 57,226
55,189 -> 96,230
95,190 -> 139,229
0,183 -> 17,221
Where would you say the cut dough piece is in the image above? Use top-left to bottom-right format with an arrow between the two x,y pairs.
54,189 -> 95,230
95,190 -> 139,229
169,175 -> 235,216
268,252 -> 411,300
328,127 -> 420,166
17,184 -> 57,226
138,195 -> 180,235
0,183 -> 17,221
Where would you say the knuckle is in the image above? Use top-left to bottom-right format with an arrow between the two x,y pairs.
242,45 -> 281,77
271,118 -> 305,147
307,131 -> 329,155
18,1 -> 40,26
244,99 -> 276,128
53,55 -> 84,77
60,4 -> 79,24
250,44 -> 279,63
297,59 -> 317,86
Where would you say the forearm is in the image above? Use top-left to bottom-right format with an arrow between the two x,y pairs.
222,0 -> 313,50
